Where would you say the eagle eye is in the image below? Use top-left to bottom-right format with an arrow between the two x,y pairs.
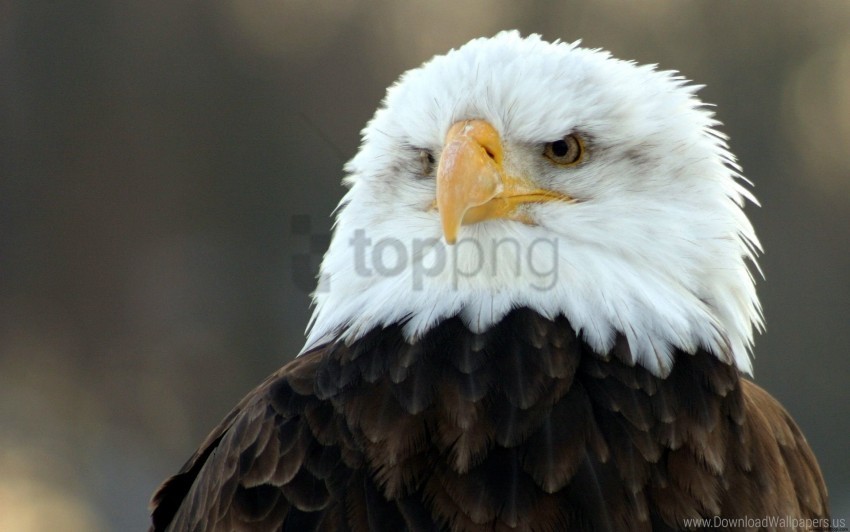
419,149 -> 435,177
543,134 -> 584,166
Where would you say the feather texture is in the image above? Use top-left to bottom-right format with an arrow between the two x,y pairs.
150,310 -> 828,531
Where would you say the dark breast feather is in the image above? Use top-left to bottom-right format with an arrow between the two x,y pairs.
149,308 -> 828,531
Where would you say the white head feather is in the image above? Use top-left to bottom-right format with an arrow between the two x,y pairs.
303,31 -> 762,377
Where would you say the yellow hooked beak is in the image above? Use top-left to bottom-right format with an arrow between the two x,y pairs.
435,120 -> 572,244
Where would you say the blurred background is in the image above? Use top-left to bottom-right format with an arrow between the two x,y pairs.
1,1 -> 848,529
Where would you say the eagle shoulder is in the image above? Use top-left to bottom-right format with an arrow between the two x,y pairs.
149,345 -> 364,531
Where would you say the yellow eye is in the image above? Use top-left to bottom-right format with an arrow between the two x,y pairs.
543,134 -> 584,165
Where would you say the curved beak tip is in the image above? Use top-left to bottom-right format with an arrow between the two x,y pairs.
438,202 -> 463,246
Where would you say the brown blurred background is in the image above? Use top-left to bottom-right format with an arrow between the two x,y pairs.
1,1 -> 848,529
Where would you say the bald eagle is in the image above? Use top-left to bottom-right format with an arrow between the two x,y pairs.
150,32 -> 828,531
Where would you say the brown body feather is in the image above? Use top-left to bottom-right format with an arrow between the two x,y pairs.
150,309 -> 828,531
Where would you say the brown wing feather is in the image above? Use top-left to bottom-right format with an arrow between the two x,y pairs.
150,349 -> 378,531
150,309 -> 829,531
721,379 -> 830,519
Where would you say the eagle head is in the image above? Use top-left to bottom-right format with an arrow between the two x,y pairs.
305,31 -> 762,377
